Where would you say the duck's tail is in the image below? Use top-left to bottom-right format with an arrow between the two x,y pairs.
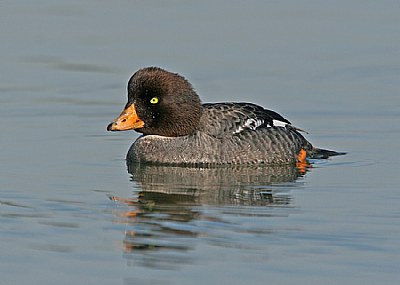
309,148 -> 346,159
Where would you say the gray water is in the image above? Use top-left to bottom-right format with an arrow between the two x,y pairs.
1,1 -> 400,284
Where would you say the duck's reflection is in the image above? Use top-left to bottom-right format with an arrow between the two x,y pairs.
115,162 -> 308,269
129,163 -> 306,206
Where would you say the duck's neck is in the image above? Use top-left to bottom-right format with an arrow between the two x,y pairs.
139,104 -> 203,137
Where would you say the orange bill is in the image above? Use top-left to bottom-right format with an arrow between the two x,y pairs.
107,104 -> 144,131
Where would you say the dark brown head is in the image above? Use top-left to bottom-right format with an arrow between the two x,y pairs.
107,67 -> 203,137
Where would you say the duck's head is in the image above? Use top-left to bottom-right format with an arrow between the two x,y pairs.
107,67 -> 203,137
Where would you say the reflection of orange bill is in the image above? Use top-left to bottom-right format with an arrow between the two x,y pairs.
107,104 -> 144,131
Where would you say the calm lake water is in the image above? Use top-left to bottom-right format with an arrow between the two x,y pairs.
1,1 -> 400,284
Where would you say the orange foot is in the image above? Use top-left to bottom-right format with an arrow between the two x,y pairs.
296,149 -> 310,173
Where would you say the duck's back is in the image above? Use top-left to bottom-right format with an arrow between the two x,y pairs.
128,102 -> 313,165
199,103 -> 312,164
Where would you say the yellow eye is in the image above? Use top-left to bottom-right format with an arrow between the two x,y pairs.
150,97 -> 159,104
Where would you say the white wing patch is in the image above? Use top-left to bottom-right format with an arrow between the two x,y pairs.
272,119 -> 288,128
233,118 -> 289,134
233,118 -> 265,134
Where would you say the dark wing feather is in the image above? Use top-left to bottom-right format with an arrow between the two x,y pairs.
201,102 -> 291,138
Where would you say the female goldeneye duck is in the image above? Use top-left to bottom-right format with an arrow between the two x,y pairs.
107,67 -> 343,165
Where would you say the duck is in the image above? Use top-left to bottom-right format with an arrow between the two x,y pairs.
107,67 -> 343,165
